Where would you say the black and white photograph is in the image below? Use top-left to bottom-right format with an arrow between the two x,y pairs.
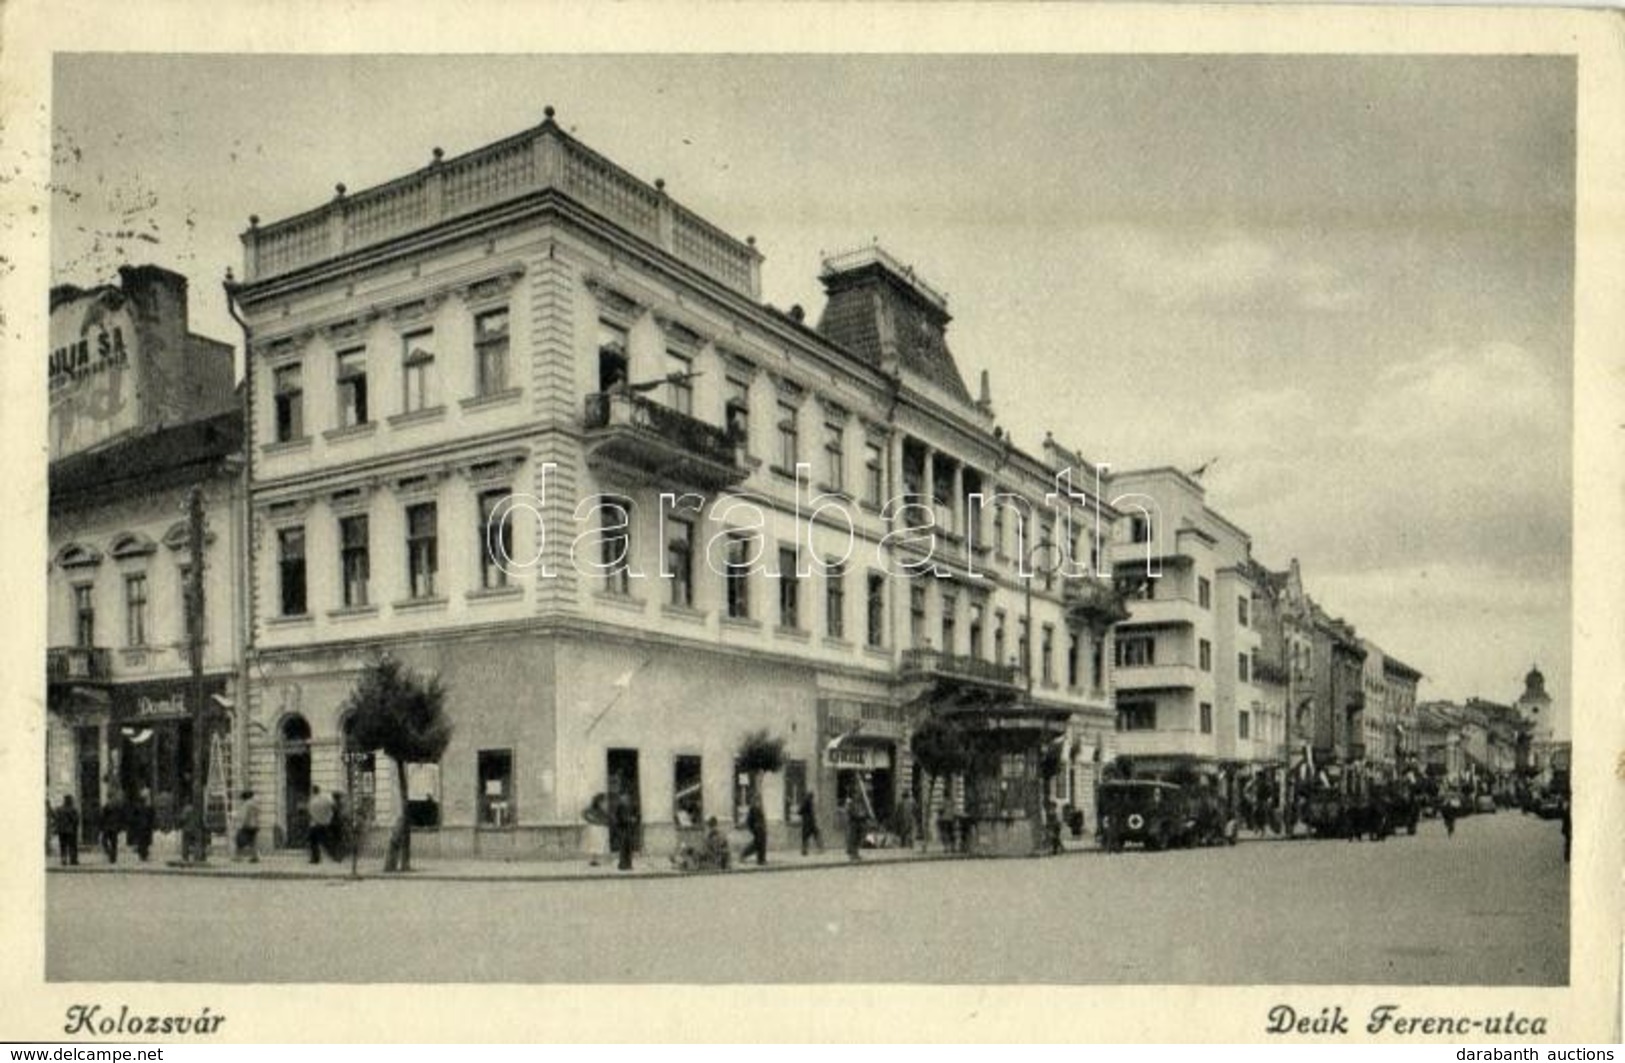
4,1 -> 1623,1045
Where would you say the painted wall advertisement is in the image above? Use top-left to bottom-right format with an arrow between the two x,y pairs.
49,287 -> 141,460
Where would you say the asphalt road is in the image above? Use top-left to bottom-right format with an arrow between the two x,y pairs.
46,808 -> 1567,984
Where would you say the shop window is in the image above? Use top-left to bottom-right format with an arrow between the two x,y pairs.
479,489 -> 513,590
402,329 -> 436,413
475,308 -> 510,397
406,503 -> 439,599
277,527 -> 306,616
406,762 -> 441,829
273,363 -> 303,442
124,573 -> 148,646
336,348 -> 368,428
340,515 -> 370,607
674,755 -> 703,827
477,749 -> 514,828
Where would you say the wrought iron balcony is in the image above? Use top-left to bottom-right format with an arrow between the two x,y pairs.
47,646 -> 112,684
583,390 -> 749,491
898,648 -> 1020,690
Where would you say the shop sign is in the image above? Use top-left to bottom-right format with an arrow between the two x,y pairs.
112,678 -> 227,723
49,288 -> 142,460
825,744 -> 892,771
135,693 -> 190,720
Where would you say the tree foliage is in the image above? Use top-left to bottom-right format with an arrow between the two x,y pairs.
910,715 -> 972,778
344,654 -> 453,765
736,728 -> 787,777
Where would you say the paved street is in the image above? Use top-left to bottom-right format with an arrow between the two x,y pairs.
46,809 -> 1566,985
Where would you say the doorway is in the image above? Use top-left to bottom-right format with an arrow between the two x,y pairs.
607,748 -> 641,853
75,725 -> 100,845
281,715 -> 312,849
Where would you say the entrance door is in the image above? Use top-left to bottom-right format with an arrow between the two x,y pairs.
281,715 -> 312,849
607,748 -> 641,853
75,725 -> 100,845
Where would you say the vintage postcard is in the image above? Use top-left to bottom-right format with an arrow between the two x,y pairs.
1,0 -> 1621,1045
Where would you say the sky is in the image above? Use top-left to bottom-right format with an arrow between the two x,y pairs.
48,54 -> 1575,734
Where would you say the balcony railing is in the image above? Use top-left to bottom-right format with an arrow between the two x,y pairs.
47,646 -> 112,683
898,648 -> 1020,689
242,116 -> 762,298
583,390 -> 748,491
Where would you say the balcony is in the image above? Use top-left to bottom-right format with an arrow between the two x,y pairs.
583,391 -> 749,492
47,646 -> 112,684
1117,595 -> 1203,630
1114,661 -> 1202,692
1113,729 -> 1216,760
899,648 -> 1020,691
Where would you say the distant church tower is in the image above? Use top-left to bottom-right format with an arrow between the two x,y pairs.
1514,663 -> 1554,745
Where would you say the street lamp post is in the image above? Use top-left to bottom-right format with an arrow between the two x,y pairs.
342,749 -> 369,880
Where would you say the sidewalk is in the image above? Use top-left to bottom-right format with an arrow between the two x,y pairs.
46,834 -> 1098,884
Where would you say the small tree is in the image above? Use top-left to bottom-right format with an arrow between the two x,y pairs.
736,728 -> 787,805
910,714 -> 972,850
342,655 -> 452,872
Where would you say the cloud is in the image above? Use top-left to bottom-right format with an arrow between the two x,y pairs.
1354,341 -> 1566,443
1092,227 -> 1364,312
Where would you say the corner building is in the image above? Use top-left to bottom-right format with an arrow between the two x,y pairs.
231,110 -> 1124,858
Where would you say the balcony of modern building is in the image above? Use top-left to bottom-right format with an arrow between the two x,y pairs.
1113,728 -> 1215,760
47,645 -> 114,685
582,388 -> 750,492
1113,660 -> 1203,692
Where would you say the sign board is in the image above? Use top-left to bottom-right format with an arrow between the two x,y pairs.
49,287 -> 141,460
824,743 -> 892,771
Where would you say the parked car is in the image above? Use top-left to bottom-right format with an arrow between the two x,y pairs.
1533,791 -> 1568,820
1099,780 -> 1193,852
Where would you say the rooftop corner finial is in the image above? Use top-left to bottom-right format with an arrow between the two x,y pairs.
747,235 -> 756,248
248,214 -> 259,228
431,147 -> 444,165
655,177 -> 666,193
335,183 -> 347,198
544,105 -> 556,121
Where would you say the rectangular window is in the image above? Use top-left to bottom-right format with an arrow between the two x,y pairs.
993,501 -> 1007,557
406,503 -> 438,599
725,533 -> 752,619
336,349 -> 368,428
1199,639 -> 1213,672
479,490 -> 512,590
778,547 -> 801,629
825,562 -> 846,639
666,350 -> 694,415
777,399 -> 799,471
1130,514 -> 1153,544
674,755 -> 703,827
1238,653 -> 1251,683
865,572 -> 885,648
406,763 -> 442,828
725,377 -> 751,447
273,364 -> 303,442
123,575 -> 147,646
1200,702 -> 1214,735
1198,577 -> 1212,609
994,610 -> 1007,667
340,514 -> 370,607
941,592 -> 957,655
277,527 -> 306,616
1237,594 -> 1250,627
402,329 -> 436,413
1041,624 -> 1055,684
824,421 -> 845,491
73,584 -> 95,647
477,749 -> 514,828
667,518 -> 694,608
1117,636 -> 1155,667
598,320 -> 630,391
968,600 -> 985,660
1239,710 -> 1251,740
1067,632 -> 1080,689
864,441 -> 884,507
1018,617 -> 1031,677
601,499 -> 632,596
1091,637 -> 1104,690
1120,700 -> 1156,732
909,584 -> 927,648
475,308 -> 510,397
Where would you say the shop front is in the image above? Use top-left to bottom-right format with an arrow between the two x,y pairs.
817,698 -> 907,839
108,676 -> 230,833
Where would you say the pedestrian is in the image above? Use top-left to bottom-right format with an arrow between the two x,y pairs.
1441,791 -> 1459,838
897,791 -> 917,851
843,792 -> 867,862
582,794 -> 610,867
613,791 -> 638,872
126,788 -> 155,862
799,790 -> 823,855
307,785 -> 336,864
1561,798 -> 1571,864
98,793 -> 123,864
233,789 -> 261,863
54,794 -> 80,866
703,816 -> 731,871
740,792 -> 768,866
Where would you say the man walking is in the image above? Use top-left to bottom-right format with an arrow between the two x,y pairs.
799,790 -> 823,855
741,793 -> 768,866
843,791 -> 867,862
54,795 -> 80,866
613,791 -> 638,872
126,788 -> 156,862
98,793 -> 123,864
234,790 -> 261,863
307,785 -> 336,864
